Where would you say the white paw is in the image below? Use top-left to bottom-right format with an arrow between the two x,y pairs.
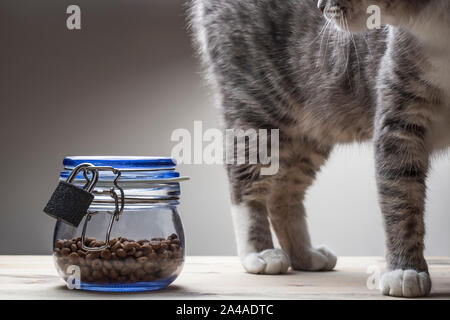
292,245 -> 337,271
380,269 -> 432,298
314,246 -> 337,271
242,249 -> 291,275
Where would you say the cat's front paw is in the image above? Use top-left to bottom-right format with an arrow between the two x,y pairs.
292,245 -> 337,271
380,269 -> 432,298
242,249 -> 291,275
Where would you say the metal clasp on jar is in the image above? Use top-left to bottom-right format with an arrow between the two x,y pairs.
80,166 -> 125,252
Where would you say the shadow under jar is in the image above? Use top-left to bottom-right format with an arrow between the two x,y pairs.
53,156 -> 187,292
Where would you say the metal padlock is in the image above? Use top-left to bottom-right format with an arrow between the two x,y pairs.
44,163 -> 99,227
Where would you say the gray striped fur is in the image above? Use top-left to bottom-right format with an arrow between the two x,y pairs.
190,0 -> 450,297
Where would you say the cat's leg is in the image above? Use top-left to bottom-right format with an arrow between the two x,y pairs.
375,100 -> 433,297
228,164 -> 291,275
267,138 -> 337,271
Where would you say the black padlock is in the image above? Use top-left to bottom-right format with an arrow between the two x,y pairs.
44,163 -> 99,227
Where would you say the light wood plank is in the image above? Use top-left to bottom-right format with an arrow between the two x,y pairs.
0,256 -> 449,300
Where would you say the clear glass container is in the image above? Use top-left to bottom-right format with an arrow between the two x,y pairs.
52,156 -> 186,292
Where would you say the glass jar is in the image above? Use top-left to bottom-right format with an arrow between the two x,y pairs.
51,156 -> 187,292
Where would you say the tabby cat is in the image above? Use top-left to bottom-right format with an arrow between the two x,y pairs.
190,0 -> 450,297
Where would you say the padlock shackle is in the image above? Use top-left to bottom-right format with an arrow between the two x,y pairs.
66,163 -> 99,193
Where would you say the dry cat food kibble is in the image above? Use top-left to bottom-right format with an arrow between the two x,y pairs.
54,234 -> 183,284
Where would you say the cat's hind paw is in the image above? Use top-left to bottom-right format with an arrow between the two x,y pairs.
380,269 -> 431,298
242,249 -> 291,275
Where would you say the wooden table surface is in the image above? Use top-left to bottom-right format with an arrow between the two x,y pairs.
0,256 -> 449,300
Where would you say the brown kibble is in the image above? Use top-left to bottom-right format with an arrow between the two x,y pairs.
129,273 -> 138,283
143,261 -> 155,274
63,240 -> 72,248
61,248 -> 71,256
112,241 -> 122,251
80,266 -> 90,276
168,233 -> 178,240
160,242 -> 168,251
91,259 -> 103,271
159,251 -> 170,259
85,237 -> 95,245
116,248 -> 127,258
112,260 -> 124,270
86,252 -> 100,260
125,257 -> 137,270
109,238 -> 118,247
68,253 -> 79,264
137,256 -> 149,263
141,245 -> 152,253
109,269 -> 119,279
120,266 -> 131,276
91,241 -> 104,248
100,249 -> 112,260
135,250 -> 143,258
55,240 -> 64,249
150,241 -> 161,250
57,257 -> 68,266
85,275 -> 95,282
103,260 -> 112,269
56,237 -> 183,284
135,268 -> 146,279
123,242 -> 134,251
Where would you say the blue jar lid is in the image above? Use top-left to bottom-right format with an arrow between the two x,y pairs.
63,156 -> 177,170
60,156 -> 181,182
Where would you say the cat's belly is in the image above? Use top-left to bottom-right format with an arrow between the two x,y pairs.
288,102 -> 375,145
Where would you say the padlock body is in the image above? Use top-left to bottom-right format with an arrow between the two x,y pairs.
44,181 -> 94,227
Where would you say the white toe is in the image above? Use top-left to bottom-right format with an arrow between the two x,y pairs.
296,245 -> 337,271
242,249 -> 291,275
316,245 -> 337,271
380,269 -> 431,298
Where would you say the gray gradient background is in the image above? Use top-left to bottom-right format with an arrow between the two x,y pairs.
1,1 -> 449,256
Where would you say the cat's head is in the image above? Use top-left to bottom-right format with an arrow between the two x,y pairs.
317,0 -> 437,33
